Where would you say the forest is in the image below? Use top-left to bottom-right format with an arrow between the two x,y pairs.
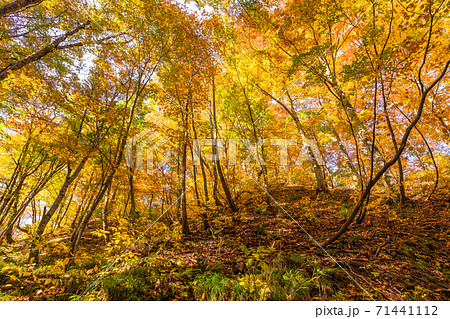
0,0 -> 449,301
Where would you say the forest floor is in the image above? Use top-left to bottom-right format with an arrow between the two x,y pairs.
0,185 -> 449,300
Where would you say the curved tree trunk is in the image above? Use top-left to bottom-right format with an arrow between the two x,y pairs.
329,84 -> 400,200
322,57 -> 450,246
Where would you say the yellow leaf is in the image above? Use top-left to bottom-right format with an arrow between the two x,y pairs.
62,258 -> 70,266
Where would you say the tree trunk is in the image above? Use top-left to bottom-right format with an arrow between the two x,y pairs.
28,156 -> 88,263
242,86 -> 270,203
101,183 -> 112,243
68,144 -> 124,267
292,117 -> 328,192
257,85 -> 328,192
329,122 -> 363,191
56,194 -> 73,229
128,166 -> 137,232
212,76 -> 237,212
181,132 -> 190,235
329,83 -> 399,199
209,113 -> 222,208
191,106 -> 209,203
381,86 -> 406,205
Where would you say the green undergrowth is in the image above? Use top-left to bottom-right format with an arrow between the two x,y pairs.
1,187 -> 448,301
2,243 -> 435,301
97,249 -> 344,301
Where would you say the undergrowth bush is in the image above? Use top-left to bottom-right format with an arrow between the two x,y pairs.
103,266 -> 150,301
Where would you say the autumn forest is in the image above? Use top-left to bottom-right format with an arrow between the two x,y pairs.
0,0 -> 449,301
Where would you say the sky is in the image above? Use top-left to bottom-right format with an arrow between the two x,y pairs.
173,0 -> 214,15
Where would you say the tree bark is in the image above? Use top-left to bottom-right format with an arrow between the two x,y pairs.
0,0 -> 43,17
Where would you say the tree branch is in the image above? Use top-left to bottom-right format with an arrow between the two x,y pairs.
0,0 -> 44,18
0,20 -> 90,82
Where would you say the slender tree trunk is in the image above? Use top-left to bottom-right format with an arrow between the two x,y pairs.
191,110 -> 210,231
435,114 -> 449,142
381,85 -> 406,205
31,200 -> 37,224
329,122 -> 363,191
190,144 -> 202,205
292,116 -> 328,192
28,156 -> 88,263
56,194 -> 73,229
181,87 -> 191,235
311,130 -> 334,189
242,86 -> 270,203
209,113 -> 222,208
212,76 -> 237,212
191,107 -> 209,202
329,83 -> 399,199
128,166 -> 137,232
257,85 -> 328,192
181,131 -> 190,235
102,183 -> 113,243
